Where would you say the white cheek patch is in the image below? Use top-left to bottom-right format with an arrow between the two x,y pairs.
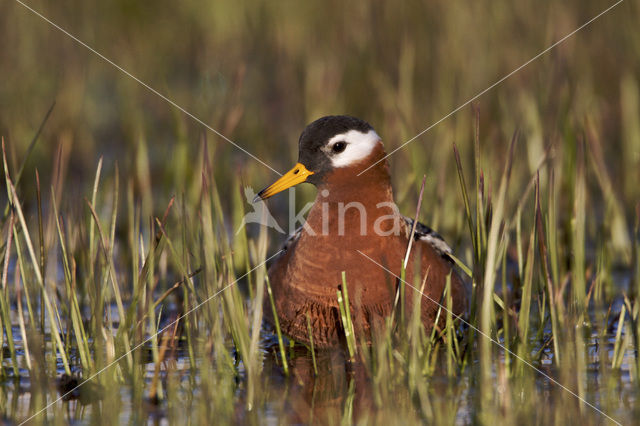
327,130 -> 380,168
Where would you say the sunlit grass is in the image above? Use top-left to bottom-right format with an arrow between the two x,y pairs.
0,0 -> 639,424
3,105 -> 638,423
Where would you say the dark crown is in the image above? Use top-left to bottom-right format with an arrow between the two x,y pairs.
299,115 -> 373,146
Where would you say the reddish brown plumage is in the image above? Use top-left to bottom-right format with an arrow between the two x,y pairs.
266,141 -> 467,348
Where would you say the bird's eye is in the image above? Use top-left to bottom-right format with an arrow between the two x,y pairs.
332,141 -> 347,153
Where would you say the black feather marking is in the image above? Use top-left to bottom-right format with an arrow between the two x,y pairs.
402,216 -> 454,261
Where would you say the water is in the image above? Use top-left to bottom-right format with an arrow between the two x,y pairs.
1,299 -> 638,424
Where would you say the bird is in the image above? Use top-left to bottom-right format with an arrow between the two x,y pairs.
256,115 -> 467,348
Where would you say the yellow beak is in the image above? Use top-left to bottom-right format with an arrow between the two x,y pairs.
255,163 -> 314,201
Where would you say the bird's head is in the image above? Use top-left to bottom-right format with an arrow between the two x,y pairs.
256,115 -> 386,200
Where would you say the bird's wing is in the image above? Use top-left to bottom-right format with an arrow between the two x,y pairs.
280,226 -> 303,253
266,227 -> 303,271
278,220 -> 454,260
402,216 -> 454,260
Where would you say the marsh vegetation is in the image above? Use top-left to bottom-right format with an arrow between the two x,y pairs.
0,0 -> 639,424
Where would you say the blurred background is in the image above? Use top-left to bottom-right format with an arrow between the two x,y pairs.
1,0 -> 639,246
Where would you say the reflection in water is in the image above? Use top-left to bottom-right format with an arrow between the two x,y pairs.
264,346 -> 373,424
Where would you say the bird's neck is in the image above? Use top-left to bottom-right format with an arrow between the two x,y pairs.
304,146 -> 401,237
317,143 -> 393,205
